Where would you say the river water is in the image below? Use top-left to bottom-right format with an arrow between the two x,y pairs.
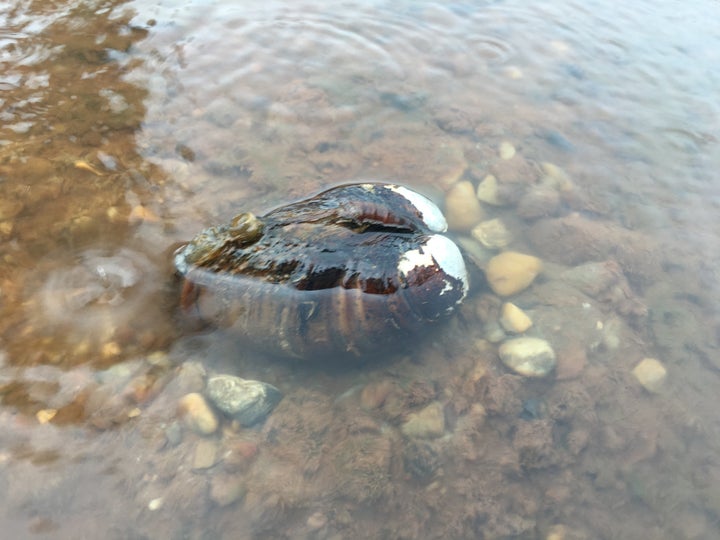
1,0 -> 719,538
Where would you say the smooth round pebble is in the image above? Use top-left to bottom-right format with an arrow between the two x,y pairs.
444,180 -> 484,231
205,375 -> 282,427
471,218 -> 513,249
485,251 -> 542,296
632,358 -> 667,393
499,337 -> 556,377
177,392 -> 219,435
500,302 -> 533,333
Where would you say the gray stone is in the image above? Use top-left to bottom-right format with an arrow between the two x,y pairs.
205,375 -> 282,427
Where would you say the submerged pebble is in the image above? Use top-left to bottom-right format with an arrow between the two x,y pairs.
517,185 -> 561,220
445,180 -> 484,231
475,174 -> 504,206
177,392 -> 219,435
192,439 -> 218,470
210,475 -> 246,507
471,218 -> 513,249
176,183 -> 468,360
499,141 -> 516,160
485,251 -> 542,296
500,302 -> 533,333
632,358 -> 667,393
499,337 -> 556,377
205,375 -> 282,427
401,401 -> 446,439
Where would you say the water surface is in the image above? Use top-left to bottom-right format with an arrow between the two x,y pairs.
1,0 -> 719,538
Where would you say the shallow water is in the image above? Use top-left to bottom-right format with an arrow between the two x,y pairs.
1,0 -> 720,538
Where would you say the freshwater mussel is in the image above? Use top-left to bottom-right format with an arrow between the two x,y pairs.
174,183 -> 469,360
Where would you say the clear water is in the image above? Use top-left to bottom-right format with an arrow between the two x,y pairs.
1,0 -> 719,538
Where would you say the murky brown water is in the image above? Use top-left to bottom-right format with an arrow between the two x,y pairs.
2,0 -> 720,538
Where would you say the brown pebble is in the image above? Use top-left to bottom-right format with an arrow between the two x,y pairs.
192,439 -> 218,470
360,380 -> 394,410
555,346 -> 586,380
209,474 -> 245,507
223,440 -> 259,471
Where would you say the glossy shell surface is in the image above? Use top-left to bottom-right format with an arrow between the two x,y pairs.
174,183 -> 468,359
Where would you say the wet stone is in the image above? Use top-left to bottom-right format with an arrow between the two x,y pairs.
485,251 -> 543,296
360,379 -> 394,410
499,141 -> 516,160
209,474 -> 246,507
517,185 -> 561,220
177,392 -> 219,435
205,375 -> 282,427
471,218 -> 513,249
404,440 -> 441,482
223,439 -> 259,471
192,439 -> 218,470
632,358 -> 667,393
164,421 -> 183,447
500,302 -> 533,333
401,401 -> 445,439
499,337 -> 557,377
445,180 -> 484,231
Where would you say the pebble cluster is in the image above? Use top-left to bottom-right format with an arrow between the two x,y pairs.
441,141 -> 669,388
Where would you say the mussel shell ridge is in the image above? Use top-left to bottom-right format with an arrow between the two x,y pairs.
174,183 -> 469,360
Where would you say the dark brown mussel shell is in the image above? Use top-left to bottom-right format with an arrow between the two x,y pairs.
174,183 -> 469,360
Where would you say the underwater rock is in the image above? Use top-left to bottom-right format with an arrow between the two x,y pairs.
444,180 -> 484,231
499,337 -> 556,377
174,183 -> 469,360
205,375 -> 282,427
485,251 -> 542,296
177,392 -> 219,435
472,218 -> 513,249
516,184 -> 561,220
632,358 -> 667,393
401,401 -> 446,439
475,174 -> 504,206
500,302 -> 533,333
